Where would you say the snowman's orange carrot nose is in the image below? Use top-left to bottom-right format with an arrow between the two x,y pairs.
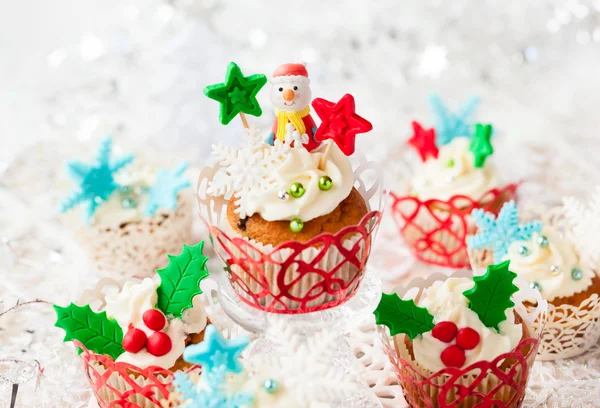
282,89 -> 295,101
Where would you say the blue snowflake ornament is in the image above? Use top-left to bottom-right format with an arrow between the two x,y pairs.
144,161 -> 191,216
173,368 -> 254,408
468,200 -> 543,263
58,137 -> 135,223
183,325 -> 249,374
428,94 -> 481,146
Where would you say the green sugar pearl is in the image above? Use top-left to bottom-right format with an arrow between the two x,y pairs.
290,218 -> 304,233
289,182 -> 305,198
445,158 -> 455,168
318,176 -> 333,191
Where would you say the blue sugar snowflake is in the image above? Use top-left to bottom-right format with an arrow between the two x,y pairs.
183,325 -> 249,374
428,94 -> 481,146
144,161 -> 191,216
468,200 -> 543,263
58,137 -> 134,223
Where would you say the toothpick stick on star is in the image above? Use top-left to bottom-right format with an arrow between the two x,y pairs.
469,123 -> 494,168
204,62 -> 267,129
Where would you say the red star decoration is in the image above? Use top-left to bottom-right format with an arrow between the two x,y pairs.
407,121 -> 438,162
312,94 -> 373,156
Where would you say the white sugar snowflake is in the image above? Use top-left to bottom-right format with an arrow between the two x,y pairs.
208,125 -> 290,218
563,186 -> 600,268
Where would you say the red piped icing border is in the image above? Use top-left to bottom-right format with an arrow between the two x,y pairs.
389,183 -> 518,268
203,210 -> 382,314
74,341 -> 198,408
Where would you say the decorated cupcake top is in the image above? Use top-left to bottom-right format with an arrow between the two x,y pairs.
374,261 -> 524,372
469,201 -> 595,302
407,95 -> 498,201
53,242 -> 209,369
58,137 -> 190,225
204,62 -> 372,234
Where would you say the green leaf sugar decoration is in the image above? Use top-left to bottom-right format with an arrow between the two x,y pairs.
374,293 -> 435,339
204,62 -> 267,125
462,260 -> 519,331
469,123 -> 494,168
53,303 -> 124,360
156,241 -> 210,319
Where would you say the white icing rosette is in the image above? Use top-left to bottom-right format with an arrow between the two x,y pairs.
378,269 -> 547,408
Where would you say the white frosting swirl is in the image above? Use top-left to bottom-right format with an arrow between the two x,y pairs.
411,277 -> 523,373
503,227 -> 595,302
245,143 -> 354,222
104,278 -> 207,369
411,137 -> 499,201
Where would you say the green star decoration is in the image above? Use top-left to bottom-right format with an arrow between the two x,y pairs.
204,62 -> 267,125
469,123 -> 494,168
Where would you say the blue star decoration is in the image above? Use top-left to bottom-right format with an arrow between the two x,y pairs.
468,200 -> 543,263
58,137 -> 135,223
183,324 -> 249,373
144,161 -> 191,216
428,94 -> 481,146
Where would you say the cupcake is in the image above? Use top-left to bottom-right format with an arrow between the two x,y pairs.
166,324 -> 367,407
57,137 -> 192,278
390,95 -> 517,268
197,62 -> 383,313
53,243 -> 210,407
468,200 -> 600,359
375,264 -> 547,408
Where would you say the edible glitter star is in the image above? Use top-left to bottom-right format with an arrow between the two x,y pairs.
144,161 -> 191,216
312,93 -> 373,156
407,121 -> 438,162
204,62 -> 267,125
469,123 -> 494,168
428,94 -> 480,146
58,137 -> 134,223
468,200 -> 543,263
183,325 -> 249,373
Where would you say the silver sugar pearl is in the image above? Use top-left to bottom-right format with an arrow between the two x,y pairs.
518,245 -> 531,256
263,379 -> 279,393
530,281 -> 542,292
278,190 -> 290,201
537,235 -> 549,248
571,268 -> 583,281
121,197 -> 137,209
550,265 -> 560,275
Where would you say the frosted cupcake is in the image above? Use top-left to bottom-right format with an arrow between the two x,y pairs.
197,62 -> 383,313
53,243 -> 210,407
375,264 -> 546,407
468,200 -> 600,359
390,95 -> 517,268
57,137 -> 192,278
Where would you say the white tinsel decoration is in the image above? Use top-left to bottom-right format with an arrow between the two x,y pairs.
562,186 -> 600,268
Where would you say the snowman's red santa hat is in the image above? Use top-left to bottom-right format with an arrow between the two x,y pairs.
271,62 -> 310,85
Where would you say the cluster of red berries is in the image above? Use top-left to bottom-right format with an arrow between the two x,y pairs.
122,309 -> 172,357
431,321 -> 480,368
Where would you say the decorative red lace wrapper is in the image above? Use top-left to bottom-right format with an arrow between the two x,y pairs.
75,341 -> 197,408
196,154 -> 384,314
390,184 -> 518,268
378,270 -> 548,408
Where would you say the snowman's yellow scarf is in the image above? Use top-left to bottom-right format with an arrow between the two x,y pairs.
275,106 -> 311,141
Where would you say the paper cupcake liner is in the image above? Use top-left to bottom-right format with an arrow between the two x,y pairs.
390,184 -> 518,268
378,269 -> 548,408
78,193 -> 193,279
196,152 -> 385,314
468,205 -> 600,360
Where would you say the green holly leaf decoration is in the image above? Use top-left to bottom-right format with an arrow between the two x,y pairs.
53,303 -> 124,360
374,293 -> 435,339
156,242 -> 210,318
462,260 -> 519,331
469,123 -> 494,168
204,62 -> 267,125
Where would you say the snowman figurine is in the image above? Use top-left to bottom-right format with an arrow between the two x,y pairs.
266,63 -> 319,151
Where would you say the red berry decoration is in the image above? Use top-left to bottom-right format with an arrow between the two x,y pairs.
143,309 -> 167,331
440,345 -> 466,368
147,331 -> 172,357
431,321 -> 458,343
122,328 -> 147,353
456,327 -> 481,350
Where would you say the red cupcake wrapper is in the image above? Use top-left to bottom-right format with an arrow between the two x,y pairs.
196,154 -> 384,314
75,341 -> 198,408
390,184 -> 518,268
